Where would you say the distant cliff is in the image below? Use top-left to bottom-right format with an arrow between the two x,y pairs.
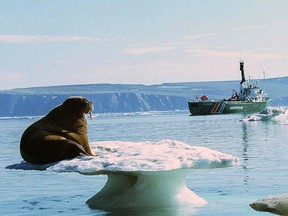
0,77 -> 287,117
0,93 -> 188,117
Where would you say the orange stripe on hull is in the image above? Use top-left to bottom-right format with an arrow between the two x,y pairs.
212,103 -> 220,113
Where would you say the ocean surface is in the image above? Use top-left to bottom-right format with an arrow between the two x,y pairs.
1,109 -> 288,216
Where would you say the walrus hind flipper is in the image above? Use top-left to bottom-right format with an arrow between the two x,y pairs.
24,139 -> 91,164
56,139 -> 91,159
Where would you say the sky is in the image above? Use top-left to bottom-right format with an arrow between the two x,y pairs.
0,0 -> 287,90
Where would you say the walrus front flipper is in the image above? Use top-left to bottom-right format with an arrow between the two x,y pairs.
21,139 -> 91,165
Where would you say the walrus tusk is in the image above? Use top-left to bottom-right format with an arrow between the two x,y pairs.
89,111 -> 92,120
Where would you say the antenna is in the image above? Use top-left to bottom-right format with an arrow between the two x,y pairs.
240,61 -> 246,84
262,70 -> 267,94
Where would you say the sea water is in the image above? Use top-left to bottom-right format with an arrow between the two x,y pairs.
1,110 -> 288,215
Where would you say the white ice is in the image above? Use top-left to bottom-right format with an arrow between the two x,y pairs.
7,140 -> 239,211
48,140 -> 239,173
250,194 -> 288,215
242,107 -> 288,122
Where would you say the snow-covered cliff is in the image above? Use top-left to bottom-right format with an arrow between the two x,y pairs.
0,93 -> 187,117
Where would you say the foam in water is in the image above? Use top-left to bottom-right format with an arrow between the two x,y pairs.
7,140 -> 239,211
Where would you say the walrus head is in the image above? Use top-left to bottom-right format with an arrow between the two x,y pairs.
61,96 -> 93,120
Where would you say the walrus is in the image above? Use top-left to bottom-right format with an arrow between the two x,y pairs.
20,96 -> 94,164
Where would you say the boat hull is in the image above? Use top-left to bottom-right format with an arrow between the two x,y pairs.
188,100 -> 268,116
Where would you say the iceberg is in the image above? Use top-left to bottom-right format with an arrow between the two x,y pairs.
7,140 -> 239,211
250,194 -> 288,215
242,107 -> 287,122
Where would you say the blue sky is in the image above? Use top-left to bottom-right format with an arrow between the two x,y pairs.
0,0 -> 287,90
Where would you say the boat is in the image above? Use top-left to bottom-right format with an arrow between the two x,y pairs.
188,61 -> 269,116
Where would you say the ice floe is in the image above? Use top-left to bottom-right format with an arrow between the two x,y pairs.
242,107 -> 287,122
7,140 -> 239,211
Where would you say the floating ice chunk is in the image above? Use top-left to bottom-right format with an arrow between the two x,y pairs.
48,140 -> 239,210
242,107 -> 287,122
7,140 -> 239,211
250,194 -> 288,215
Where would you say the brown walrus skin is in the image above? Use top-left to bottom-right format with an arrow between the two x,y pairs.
20,96 -> 94,164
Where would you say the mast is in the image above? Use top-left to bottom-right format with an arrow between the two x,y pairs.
240,61 -> 246,84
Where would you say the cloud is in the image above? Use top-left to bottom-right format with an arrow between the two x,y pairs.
0,71 -> 22,80
185,48 -> 287,60
230,25 -> 266,31
122,45 -> 175,55
185,48 -> 240,58
183,33 -> 217,41
0,34 -> 106,44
